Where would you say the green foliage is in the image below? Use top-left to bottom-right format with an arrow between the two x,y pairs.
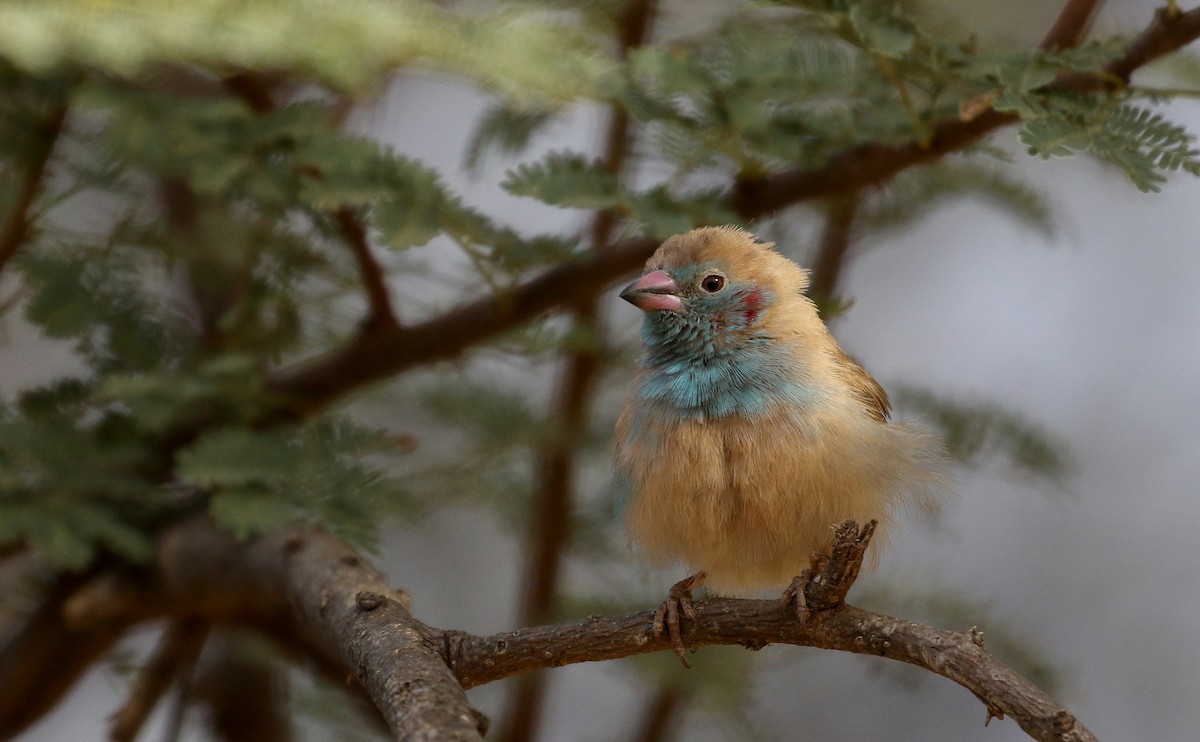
502,151 -> 739,235
180,421 -> 416,547
1018,101 -> 1200,192
0,0 -> 1180,610
503,151 -> 622,209
465,104 -> 558,170
18,247 -> 184,372
0,0 -> 608,97
0,382 -> 158,568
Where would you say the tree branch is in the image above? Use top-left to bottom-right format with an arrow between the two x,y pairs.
110,619 -> 211,742
447,521 -> 1096,742
12,519 -> 483,741
2,517 -> 1093,742
499,3 -> 658,740
807,194 -> 860,308
263,234 -> 660,420
732,4 -> 1200,215
0,572 -> 128,739
1039,0 -> 1104,51
450,601 -> 1094,742
0,99 -> 69,275
157,519 -> 488,740
334,206 -> 400,329
265,5 -> 1200,421
191,638 -> 291,742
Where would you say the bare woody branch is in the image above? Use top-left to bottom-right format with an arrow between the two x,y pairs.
1039,0 -> 1104,51
157,519 -> 488,741
266,4 -> 1200,420
333,206 -> 400,329
447,521 -> 1097,742
10,519 -> 1094,742
451,601 -> 1094,742
807,194 -> 860,307
3,519 -> 486,742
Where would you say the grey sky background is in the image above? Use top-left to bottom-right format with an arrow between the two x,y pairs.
7,1 -> 1200,740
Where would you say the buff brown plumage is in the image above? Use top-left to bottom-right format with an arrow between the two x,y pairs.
615,226 -> 947,660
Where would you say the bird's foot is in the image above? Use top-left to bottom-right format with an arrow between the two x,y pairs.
782,520 -> 878,627
780,569 -> 813,629
781,551 -> 831,628
653,572 -> 706,668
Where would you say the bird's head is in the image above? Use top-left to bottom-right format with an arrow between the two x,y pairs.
620,226 -> 813,356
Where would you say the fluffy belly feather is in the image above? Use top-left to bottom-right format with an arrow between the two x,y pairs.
618,404 -> 936,595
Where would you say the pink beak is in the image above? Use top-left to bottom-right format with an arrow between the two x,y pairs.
620,270 -> 682,312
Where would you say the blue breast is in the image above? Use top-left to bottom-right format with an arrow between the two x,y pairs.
634,316 -> 819,421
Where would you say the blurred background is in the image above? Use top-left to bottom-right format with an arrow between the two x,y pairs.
2,1 -> 1198,740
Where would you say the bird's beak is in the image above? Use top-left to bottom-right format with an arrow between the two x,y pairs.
620,270 -> 682,312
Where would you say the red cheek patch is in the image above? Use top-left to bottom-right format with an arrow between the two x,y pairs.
741,289 -> 766,325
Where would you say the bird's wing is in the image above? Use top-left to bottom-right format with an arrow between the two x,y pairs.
833,346 -> 891,423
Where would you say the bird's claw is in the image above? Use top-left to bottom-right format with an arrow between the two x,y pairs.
780,569 -> 813,629
653,573 -> 703,668
781,550 -> 834,628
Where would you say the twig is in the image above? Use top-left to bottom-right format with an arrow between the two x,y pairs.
109,619 -> 210,742
807,194 -> 860,307
1106,5 -> 1200,82
161,654 -> 197,742
451,601 -> 1095,742
333,206 -> 399,329
1039,0 -> 1104,51
0,101 -> 69,276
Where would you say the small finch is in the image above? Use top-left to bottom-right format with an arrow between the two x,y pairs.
614,226 -> 946,663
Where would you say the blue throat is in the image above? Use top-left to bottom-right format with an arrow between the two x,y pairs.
635,312 -> 814,420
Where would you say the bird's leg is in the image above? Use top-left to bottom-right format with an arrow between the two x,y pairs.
780,551 -> 831,628
653,571 -> 706,668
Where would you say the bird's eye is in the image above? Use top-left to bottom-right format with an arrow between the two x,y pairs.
701,274 -> 726,293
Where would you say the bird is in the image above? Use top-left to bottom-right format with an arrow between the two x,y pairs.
614,225 -> 946,664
